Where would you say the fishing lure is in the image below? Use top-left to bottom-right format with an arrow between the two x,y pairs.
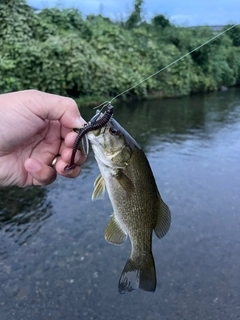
65,104 -> 114,171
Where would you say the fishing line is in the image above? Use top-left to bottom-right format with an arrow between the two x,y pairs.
94,23 -> 238,109
71,25 -> 238,169
93,100 -> 109,110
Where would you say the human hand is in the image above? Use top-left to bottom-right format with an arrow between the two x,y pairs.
0,90 -> 87,187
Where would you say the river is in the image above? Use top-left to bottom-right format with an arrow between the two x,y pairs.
0,88 -> 240,320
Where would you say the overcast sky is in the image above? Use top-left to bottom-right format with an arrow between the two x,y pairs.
27,0 -> 239,26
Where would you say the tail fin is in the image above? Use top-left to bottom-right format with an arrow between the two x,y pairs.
118,252 -> 156,294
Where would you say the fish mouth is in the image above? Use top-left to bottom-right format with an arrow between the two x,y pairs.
88,118 -> 140,149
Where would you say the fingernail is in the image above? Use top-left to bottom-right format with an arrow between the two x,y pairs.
64,165 -> 76,172
74,117 -> 86,129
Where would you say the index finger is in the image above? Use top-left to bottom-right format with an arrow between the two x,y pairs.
25,90 -> 86,129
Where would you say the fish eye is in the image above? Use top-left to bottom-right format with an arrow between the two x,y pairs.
109,126 -> 119,136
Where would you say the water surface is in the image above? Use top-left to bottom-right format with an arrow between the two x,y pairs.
1,88 -> 240,320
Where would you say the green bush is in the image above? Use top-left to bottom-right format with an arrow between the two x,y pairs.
0,0 -> 239,104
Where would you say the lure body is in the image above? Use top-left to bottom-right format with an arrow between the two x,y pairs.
65,104 -> 114,171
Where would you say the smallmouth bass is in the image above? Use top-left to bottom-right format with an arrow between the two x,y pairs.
87,117 -> 171,293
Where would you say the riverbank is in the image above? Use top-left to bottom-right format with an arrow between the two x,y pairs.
75,85 -> 240,108
1,1 -> 240,104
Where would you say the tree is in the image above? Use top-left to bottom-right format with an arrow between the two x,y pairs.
152,14 -> 171,29
125,0 -> 144,30
225,24 -> 240,47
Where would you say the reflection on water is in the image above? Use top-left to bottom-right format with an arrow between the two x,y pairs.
0,186 -> 52,253
0,88 -> 240,320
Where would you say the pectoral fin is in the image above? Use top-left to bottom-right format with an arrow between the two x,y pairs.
154,196 -> 171,239
105,214 -> 127,245
92,174 -> 105,201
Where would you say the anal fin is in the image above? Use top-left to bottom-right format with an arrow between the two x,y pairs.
105,214 -> 127,245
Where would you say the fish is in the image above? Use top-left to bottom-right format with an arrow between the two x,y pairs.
87,116 -> 171,294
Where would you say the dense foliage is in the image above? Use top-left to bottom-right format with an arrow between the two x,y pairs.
0,0 -> 239,105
